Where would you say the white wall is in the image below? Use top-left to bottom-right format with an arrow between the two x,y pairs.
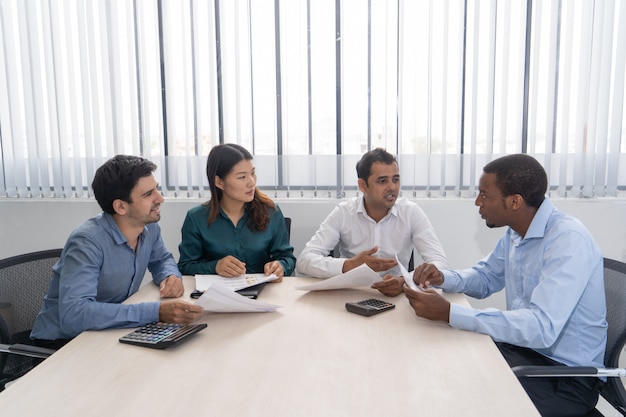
2,197 -> 625,310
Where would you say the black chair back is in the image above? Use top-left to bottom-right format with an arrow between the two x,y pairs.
284,217 -> 291,240
0,249 -> 62,390
598,258 -> 626,414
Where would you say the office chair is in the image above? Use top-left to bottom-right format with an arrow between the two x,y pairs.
512,257 -> 626,417
0,249 -> 61,391
284,217 -> 291,240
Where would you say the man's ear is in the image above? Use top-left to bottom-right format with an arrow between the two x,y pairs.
510,194 -> 524,210
112,199 -> 127,216
357,178 -> 368,193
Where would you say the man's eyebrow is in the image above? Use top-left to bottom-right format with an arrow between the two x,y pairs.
141,184 -> 159,197
376,174 -> 399,180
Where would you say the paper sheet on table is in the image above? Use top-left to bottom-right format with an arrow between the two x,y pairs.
195,273 -> 277,292
295,263 -> 383,291
396,254 -> 420,290
193,282 -> 281,312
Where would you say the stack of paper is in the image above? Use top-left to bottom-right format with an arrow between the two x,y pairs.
193,281 -> 281,313
195,273 -> 277,292
295,264 -> 383,291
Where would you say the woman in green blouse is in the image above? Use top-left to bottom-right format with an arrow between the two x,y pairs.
178,144 -> 295,281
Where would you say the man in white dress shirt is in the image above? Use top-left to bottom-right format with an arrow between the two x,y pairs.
296,148 -> 448,296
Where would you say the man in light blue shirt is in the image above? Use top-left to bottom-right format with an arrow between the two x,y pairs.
406,154 -> 606,417
30,155 -> 203,346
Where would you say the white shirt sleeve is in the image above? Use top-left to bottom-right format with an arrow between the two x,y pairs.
296,205 -> 347,278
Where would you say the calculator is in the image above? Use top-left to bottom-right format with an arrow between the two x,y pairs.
119,321 -> 207,349
345,298 -> 395,317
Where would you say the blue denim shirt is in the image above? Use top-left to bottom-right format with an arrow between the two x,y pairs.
441,198 -> 607,368
31,213 -> 181,340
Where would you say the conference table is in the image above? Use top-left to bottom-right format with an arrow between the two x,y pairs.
0,276 -> 539,416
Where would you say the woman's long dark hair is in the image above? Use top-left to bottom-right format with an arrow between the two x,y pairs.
204,144 -> 275,231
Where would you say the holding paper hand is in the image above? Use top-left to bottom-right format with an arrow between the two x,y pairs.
412,262 -> 444,288
370,274 -> 405,297
403,285 -> 450,322
402,260 -> 450,323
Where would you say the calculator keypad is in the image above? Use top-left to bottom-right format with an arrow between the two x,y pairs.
122,322 -> 182,344
119,321 -> 207,349
345,298 -> 396,316
357,299 -> 393,309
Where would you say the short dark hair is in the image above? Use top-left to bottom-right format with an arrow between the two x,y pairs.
92,155 -> 157,214
483,154 -> 547,209
356,148 -> 397,184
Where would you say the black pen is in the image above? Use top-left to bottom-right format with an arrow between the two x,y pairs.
190,290 -> 204,299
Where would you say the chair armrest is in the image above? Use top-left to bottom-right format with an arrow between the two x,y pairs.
512,365 -> 626,378
0,343 -> 55,359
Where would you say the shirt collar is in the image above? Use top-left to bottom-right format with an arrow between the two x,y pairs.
100,212 -> 129,246
355,195 -> 398,221
522,197 -> 555,240
100,212 -> 148,246
217,205 -> 249,221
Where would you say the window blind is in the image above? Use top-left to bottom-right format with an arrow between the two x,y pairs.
0,0 -> 624,199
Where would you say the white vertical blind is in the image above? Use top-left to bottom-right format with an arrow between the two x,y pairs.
0,0 -> 625,199
608,0 -> 626,197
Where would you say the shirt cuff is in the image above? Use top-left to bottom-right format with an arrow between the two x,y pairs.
438,270 -> 462,292
141,301 -> 161,323
156,274 -> 182,286
329,258 -> 347,277
449,303 -> 478,332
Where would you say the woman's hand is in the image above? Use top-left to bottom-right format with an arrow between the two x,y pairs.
264,261 -> 284,282
216,256 -> 246,277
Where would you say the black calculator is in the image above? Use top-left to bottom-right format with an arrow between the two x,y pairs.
119,321 -> 207,349
345,298 -> 395,317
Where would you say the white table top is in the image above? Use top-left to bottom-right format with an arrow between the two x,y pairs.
0,276 -> 539,416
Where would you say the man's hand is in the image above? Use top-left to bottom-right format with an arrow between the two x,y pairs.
371,275 -> 404,296
264,261 -> 284,283
159,301 -> 204,325
342,246 -> 397,273
403,285 -> 450,322
413,262 -> 444,288
159,275 -> 184,298
216,255 -> 246,277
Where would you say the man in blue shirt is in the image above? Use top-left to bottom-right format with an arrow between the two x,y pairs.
406,154 -> 606,417
31,155 -> 203,347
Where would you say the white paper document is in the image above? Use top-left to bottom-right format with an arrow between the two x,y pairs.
193,281 -> 281,313
195,273 -> 277,292
396,254 -> 424,292
396,254 -> 417,289
295,263 -> 383,291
